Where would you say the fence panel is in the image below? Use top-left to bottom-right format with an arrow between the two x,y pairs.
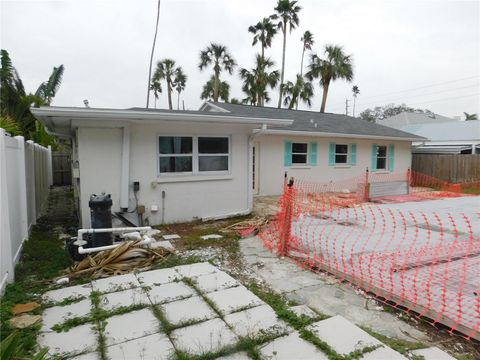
0,129 -> 52,294
412,154 -> 480,183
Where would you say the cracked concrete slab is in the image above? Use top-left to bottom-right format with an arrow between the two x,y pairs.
260,331 -> 328,360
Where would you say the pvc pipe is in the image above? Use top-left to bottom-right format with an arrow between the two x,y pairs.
76,226 -> 151,241
78,235 -> 154,254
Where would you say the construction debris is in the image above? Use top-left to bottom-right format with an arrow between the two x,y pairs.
162,234 -> 181,240
149,240 -> 175,251
68,240 -> 173,279
200,234 -> 223,240
12,302 -> 40,315
220,216 -> 270,237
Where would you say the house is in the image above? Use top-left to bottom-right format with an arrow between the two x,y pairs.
377,111 -> 457,129
32,102 -> 421,227
200,102 -> 423,196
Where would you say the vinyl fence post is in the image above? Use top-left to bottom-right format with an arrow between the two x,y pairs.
279,177 -> 294,257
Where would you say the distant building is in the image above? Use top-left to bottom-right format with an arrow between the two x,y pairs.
378,111 -> 457,130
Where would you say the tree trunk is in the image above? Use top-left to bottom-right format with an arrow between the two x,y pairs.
167,80 -> 173,110
320,82 -> 330,113
277,22 -> 287,108
297,48 -> 305,110
213,69 -> 220,102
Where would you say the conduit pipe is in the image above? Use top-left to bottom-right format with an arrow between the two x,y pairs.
74,226 -> 153,254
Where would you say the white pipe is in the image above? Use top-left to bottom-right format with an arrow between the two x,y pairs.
78,235 -> 154,254
75,226 -> 152,253
120,125 -> 130,209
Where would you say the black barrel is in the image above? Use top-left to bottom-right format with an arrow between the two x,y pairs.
89,193 -> 113,247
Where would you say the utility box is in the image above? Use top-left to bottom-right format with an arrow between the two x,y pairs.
89,193 -> 113,247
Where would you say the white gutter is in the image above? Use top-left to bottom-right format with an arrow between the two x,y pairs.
259,129 -> 422,142
30,107 -> 293,126
120,125 -> 130,210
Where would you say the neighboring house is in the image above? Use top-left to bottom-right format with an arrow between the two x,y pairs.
32,102 -> 421,227
200,102 -> 422,196
377,111 -> 457,129
381,119 -> 480,155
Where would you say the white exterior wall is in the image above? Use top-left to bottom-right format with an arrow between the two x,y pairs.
256,135 -> 412,195
76,122 -> 251,227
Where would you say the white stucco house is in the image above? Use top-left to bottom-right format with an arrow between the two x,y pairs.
31,102 -> 421,227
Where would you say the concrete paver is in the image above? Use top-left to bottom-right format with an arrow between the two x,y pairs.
170,317 -> 238,354
259,331 -> 328,360
411,347 -> 456,360
41,299 -> 91,332
146,281 -> 196,304
194,271 -> 240,293
42,283 -> 92,303
37,323 -> 97,356
224,304 -> 291,338
205,286 -> 265,314
99,287 -> 150,311
71,352 -> 100,360
91,273 -> 140,293
136,267 -> 180,286
174,262 -> 218,277
106,332 -> 175,360
289,304 -> 318,319
215,352 -> 251,360
161,295 -> 217,325
104,308 -> 160,346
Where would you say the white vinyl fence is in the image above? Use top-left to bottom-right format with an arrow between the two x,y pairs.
0,128 -> 52,294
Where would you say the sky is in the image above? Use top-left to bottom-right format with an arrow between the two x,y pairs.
1,0 -> 479,118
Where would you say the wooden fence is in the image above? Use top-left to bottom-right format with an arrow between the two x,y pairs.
52,152 -> 72,186
412,154 -> 480,183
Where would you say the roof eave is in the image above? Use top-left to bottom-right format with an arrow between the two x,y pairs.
261,129 -> 423,141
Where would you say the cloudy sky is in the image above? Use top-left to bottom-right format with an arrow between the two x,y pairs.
2,0 -> 479,118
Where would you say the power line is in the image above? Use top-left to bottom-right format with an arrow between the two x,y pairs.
402,93 -> 480,107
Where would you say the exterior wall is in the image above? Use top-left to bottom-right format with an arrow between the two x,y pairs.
76,122 -> 251,227
256,134 -> 412,196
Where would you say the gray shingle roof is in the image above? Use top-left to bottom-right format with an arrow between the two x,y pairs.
207,102 -> 423,140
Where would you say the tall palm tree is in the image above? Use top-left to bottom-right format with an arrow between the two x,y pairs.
300,30 -> 314,76
306,44 -> 353,113
271,0 -> 301,108
240,55 -> 280,106
152,58 -> 177,110
464,112 -> 478,120
146,0 -> 161,108
200,76 -> 230,102
352,85 -> 360,117
248,17 -> 277,61
282,74 -> 314,109
198,43 -> 236,102
173,68 -> 187,110
35,65 -> 64,105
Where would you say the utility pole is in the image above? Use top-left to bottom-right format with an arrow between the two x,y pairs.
345,99 -> 350,116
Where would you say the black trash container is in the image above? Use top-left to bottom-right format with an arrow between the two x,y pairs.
89,193 -> 113,247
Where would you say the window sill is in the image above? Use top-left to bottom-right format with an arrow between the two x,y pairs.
333,165 -> 352,168
156,174 -> 233,184
372,170 -> 390,174
290,165 -> 312,169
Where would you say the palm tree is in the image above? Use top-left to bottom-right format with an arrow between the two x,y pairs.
173,68 -> 187,110
149,79 -> 162,109
35,65 -> 64,105
352,85 -> 360,117
464,112 -> 478,120
240,55 -> 280,106
198,43 -> 236,102
282,74 -> 314,109
248,17 -> 277,61
306,44 -> 353,113
200,76 -> 230,102
300,30 -> 314,76
146,0 -> 161,108
271,0 -> 301,108
152,58 -> 177,110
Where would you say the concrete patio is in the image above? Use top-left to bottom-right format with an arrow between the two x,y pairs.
38,262 -> 455,359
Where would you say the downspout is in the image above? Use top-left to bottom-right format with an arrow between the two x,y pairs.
120,125 -> 130,210
247,124 -> 267,212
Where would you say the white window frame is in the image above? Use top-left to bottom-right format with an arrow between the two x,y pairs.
157,135 -> 231,177
291,142 -> 309,165
376,145 -> 388,170
334,143 -> 350,165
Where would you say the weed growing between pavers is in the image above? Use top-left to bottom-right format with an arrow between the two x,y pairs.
0,187 -> 76,356
360,325 -> 426,355
90,291 -> 108,360
182,277 -> 225,318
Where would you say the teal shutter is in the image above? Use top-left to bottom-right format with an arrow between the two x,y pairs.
284,141 -> 292,166
371,144 -> 378,172
328,142 -> 336,166
309,142 -> 317,166
388,144 -> 395,171
350,143 -> 357,165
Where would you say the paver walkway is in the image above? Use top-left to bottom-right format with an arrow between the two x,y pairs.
39,262 -> 454,359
